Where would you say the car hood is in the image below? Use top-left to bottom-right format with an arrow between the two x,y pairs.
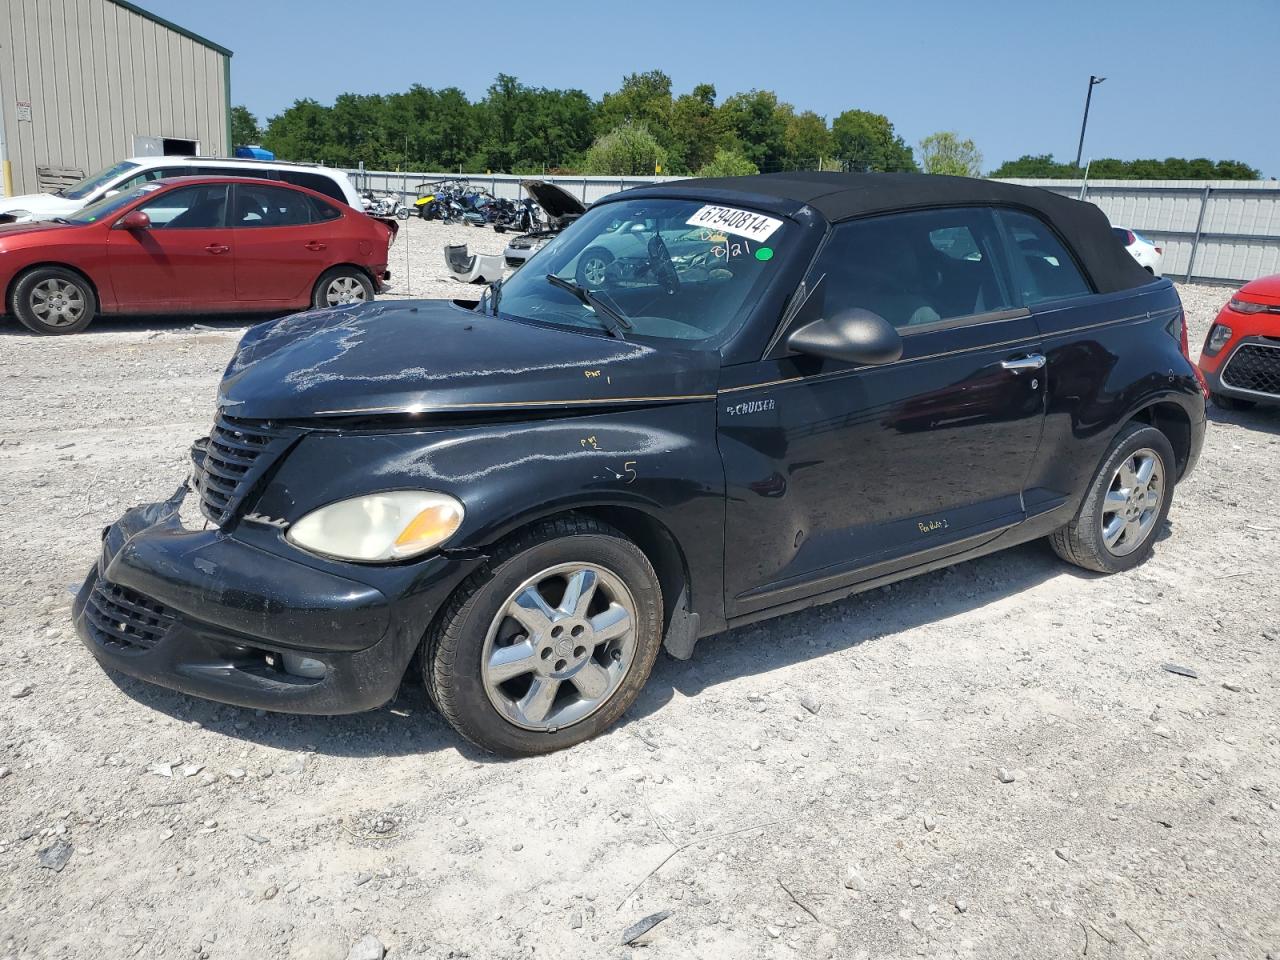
0,220 -> 82,244
218,299 -> 719,421
522,180 -> 587,220
1236,275 -> 1280,307
0,192 -> 79,218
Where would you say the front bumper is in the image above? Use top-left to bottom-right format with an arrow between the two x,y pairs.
72,485 -> 478,714
1201,336 -> 1280,407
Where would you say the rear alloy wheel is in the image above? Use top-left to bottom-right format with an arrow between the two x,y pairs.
1049,422 -> 1176,574
12,267 -> 97,335
425,517 -> 662,755
312,268 -> 374,309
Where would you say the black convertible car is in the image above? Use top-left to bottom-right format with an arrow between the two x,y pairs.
74,172 -> 1206,755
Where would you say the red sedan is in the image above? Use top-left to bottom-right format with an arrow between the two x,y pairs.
1198,274 -> 1280,410
0,176 -> 395,335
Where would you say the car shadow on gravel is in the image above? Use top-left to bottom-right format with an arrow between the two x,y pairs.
103,667 -> 493,762
1207,404 -> 1280,436
101,537 -> 1115,762
627,539 -> 1095,724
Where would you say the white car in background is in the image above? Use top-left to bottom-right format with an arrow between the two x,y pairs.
1113,226 -> 1163,276
0,156 -> 362,223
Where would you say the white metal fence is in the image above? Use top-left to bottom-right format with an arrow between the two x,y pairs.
996,178 -> 1280,285
345,167 -> 1280,286
344,168 -> 682,207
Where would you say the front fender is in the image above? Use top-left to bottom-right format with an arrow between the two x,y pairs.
253,402 -> 726,632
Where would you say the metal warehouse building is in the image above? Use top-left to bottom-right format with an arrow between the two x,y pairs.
0,0 -> 231,197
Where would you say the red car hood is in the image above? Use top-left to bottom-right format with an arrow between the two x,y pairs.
0,221 -> 82,245
1236,274 -> 1280,307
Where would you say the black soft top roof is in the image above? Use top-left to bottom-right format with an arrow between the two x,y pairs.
617,171 -> 1152,295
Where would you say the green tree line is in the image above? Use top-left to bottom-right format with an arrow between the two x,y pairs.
990,154 -> 1259,180
233,72 -> 916,177
231,75 -> 1261,181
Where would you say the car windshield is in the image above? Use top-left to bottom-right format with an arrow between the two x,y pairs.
490,197 -> 791,344
60,160 -> 140,200
66,184 -> 153,224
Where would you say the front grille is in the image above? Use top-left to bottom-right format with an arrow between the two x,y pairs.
193,411 -> 292,526
84,580 -> 174,653
1222,343 -> 1280,397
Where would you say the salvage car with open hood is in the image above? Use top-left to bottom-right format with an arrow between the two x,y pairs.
501,179 -> 588,268
74,172 -> 1205,755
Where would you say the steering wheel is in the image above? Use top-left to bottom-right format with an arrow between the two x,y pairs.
646,234 -> 681,295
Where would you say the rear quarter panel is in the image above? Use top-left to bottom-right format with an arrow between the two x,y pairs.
1024,280 -> 1205,519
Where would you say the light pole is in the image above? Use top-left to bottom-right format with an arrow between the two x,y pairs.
1074,75 -> 1106,169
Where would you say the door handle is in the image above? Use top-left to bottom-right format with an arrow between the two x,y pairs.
304,240 -> 327,251
1001,353 -> 1046,373
205,243 -> 230,255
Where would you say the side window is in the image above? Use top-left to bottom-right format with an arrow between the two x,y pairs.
232,184 -> 313,227
805,207 -> 1015,331
307,196 -> 342,222
136,183 -> 228,229
116,168 -> 168,192
278,171 -> 345,204
997,209 -> 1092,305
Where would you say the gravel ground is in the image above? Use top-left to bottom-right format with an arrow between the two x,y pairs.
1,228 -> 1278,959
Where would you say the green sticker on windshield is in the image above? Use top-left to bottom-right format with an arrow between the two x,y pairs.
755,246 -> 774,262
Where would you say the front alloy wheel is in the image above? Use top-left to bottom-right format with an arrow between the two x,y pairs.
425,517 -> 662,755
12,267 -> 98,334
481,563 -> 637,731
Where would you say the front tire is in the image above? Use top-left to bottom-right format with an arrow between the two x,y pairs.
312,267 -> 374,309
11,267 -> 97,335
424,516 -> 662,755
1049,422 -> 1177,574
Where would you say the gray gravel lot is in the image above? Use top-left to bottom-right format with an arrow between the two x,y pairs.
0,223 -> 1278,960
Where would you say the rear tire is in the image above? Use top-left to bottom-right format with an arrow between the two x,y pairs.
311,267 -> 374,309
1210,392 -> 1255,411
11,266 -> 97,335
424,516 -> 662,756
1049,422 -> 1176,574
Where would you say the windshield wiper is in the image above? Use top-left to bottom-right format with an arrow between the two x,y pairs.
484,278 -> 502,316
545,274 -> 632,340
50,217 -> 72,225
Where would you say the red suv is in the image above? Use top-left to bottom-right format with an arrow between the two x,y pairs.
0,177 -> 395,335
1198,274 -> 1280,410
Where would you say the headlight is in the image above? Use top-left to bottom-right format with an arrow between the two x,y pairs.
1,209 -> 32,222
286,491 -> 464,562
1207,324 -> 1233,353
1228,298 -> 1267,314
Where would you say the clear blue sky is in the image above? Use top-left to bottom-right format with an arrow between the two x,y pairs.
147,0 -> 1278,177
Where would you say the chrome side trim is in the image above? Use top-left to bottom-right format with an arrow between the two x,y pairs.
720,308 -> 1167,395
313,394 -> 717,416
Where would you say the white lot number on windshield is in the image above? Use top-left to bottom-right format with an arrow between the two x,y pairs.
685,204 -> 783,243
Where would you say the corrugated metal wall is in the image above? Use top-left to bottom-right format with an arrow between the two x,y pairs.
999,179 -> 1280,285
0,0 -> 228,196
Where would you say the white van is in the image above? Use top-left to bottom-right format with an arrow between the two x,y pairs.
0,156 -> 362,223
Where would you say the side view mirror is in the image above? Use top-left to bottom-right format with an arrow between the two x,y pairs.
787,308 -> 903,366
118,210 -> 152,231
104,189 -> 121,198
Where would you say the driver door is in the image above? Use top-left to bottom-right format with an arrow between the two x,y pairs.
106,183 -> 238,312
718,206 -> 1047,618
